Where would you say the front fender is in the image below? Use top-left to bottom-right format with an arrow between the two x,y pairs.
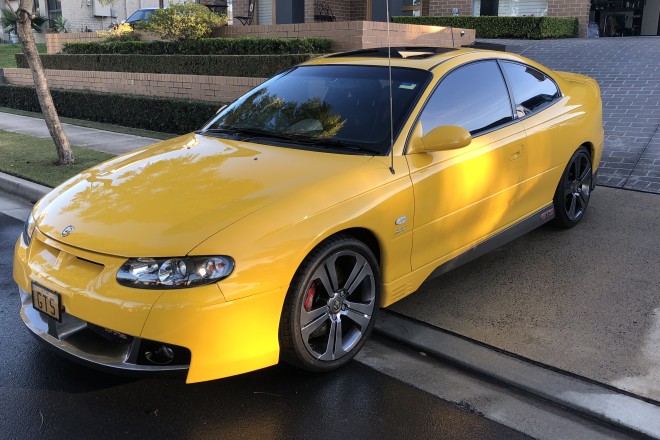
191,156 -> 414,303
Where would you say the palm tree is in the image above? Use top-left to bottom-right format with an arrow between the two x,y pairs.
1,6 -> 47,37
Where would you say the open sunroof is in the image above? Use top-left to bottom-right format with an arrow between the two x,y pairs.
327,47 -> 457,60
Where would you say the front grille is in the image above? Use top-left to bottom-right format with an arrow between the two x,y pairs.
87,323 -> 134,344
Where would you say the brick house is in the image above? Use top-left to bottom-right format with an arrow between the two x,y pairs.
1,0 -> 183,42
231,0 -> 660,37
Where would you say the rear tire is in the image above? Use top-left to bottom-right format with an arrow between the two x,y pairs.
553,146 -> 592,228
279,235 -> 380,372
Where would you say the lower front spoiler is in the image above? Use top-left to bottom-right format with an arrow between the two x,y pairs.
19,287 -> 189,378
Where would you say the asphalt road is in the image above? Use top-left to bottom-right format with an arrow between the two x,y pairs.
0,212 -> 527,440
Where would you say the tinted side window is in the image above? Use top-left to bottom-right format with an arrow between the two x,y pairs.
420,61 -> 513,136
501,62 -> 560,118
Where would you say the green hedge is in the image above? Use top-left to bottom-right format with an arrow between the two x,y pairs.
0,85 -> 219,134
62,37 -> 332,55
392,16 -> 578,39
15,53 -> 316,77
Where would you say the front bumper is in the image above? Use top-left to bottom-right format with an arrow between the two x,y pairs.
14,232 -> 288,383
19,287 -> 189,376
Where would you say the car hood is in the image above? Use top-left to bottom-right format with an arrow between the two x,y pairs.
34,133 -> 372,257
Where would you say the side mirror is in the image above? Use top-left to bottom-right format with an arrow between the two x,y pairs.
410,125 -> 472,153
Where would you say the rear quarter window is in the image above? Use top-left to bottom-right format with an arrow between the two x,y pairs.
501,62 -> 561,118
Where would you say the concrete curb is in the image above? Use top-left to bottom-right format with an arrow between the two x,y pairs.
0,172 -> 50,204
376,310 -> 660,439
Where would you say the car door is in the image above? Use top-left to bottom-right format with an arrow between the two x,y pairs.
498,61 -> 565,215
406,60 -> 528,271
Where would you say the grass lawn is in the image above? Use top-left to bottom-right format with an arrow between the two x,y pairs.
0,130 -> 114,187
0,43 -> 47,68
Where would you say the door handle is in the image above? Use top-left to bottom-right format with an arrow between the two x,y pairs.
509,146 -> 523,161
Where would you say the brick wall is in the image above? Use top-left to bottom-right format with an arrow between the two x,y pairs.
49,21 -> 475,54
547,0 -> 590,37
2,68 -> 265,103
46,32 -> 104,54
218,20 -> 475,51
428,0 -> 473,16
350,1 -> 367,20
324,0 -> 351,21
304,0 -> 315,23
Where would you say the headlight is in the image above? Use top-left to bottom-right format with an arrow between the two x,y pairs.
22,213 -> 36,247
117,256 -> 234,289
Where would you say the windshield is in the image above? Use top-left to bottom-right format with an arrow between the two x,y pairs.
126,9 -> 151,23
204,65 -> 431,155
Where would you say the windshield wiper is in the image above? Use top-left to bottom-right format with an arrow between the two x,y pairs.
202,127 -> 379,155
202,127 -> 298,142
298,138 -> 380,154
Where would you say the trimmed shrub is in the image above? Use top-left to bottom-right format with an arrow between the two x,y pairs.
392,16 -> 578,39
62,37 -> 332,55
97,23 -> 140,42
15,53 -> 317,77
0,85 -> 219,134
143,2 -> 228,40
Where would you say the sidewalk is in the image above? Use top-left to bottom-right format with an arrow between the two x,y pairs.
0,112 -> 158,155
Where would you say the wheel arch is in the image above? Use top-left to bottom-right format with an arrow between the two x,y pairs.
581,141 -> 594,162
289,227 -> 383,287
578,141 -> 596,190
332,227 -> 382,266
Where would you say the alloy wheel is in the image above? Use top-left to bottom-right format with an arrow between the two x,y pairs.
298,250 -> 376,361
563,151 -> 592,222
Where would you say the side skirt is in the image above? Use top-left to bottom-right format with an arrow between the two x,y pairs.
428,203 -> 556,281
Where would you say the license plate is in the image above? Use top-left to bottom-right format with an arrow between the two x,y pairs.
32,283 -> 62,322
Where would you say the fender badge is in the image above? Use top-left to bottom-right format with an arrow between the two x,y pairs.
61,225 -> 75,237
395,216 -> 408,225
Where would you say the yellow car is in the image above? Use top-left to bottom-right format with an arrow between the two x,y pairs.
14,47 -> 603,383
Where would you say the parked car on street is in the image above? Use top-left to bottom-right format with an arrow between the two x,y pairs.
123,7 -> 158,26
14,47 -> 603,383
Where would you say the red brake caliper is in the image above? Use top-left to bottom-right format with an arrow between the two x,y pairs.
304,282 -> 317,312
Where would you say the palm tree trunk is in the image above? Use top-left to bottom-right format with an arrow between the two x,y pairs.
16,0 -> 74,165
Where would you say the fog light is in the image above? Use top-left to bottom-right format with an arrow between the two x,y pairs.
145,345 -> 175,365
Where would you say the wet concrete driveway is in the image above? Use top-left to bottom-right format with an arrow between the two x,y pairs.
389,187 -> 660,402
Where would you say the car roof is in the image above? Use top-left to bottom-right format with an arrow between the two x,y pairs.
303,47 -> 532,72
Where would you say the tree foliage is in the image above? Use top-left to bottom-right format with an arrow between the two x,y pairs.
1,6 -> 47,35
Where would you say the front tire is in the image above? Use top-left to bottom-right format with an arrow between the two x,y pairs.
279,235 -> 380,372
553,146 -> 592,228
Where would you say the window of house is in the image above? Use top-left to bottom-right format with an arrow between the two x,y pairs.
419,61 -> 514,136
401,0 -> 422,16
501,61 -> 561,117
497,0 -> 548,16
47,0 -> 62,24
474,0 -> 548,17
